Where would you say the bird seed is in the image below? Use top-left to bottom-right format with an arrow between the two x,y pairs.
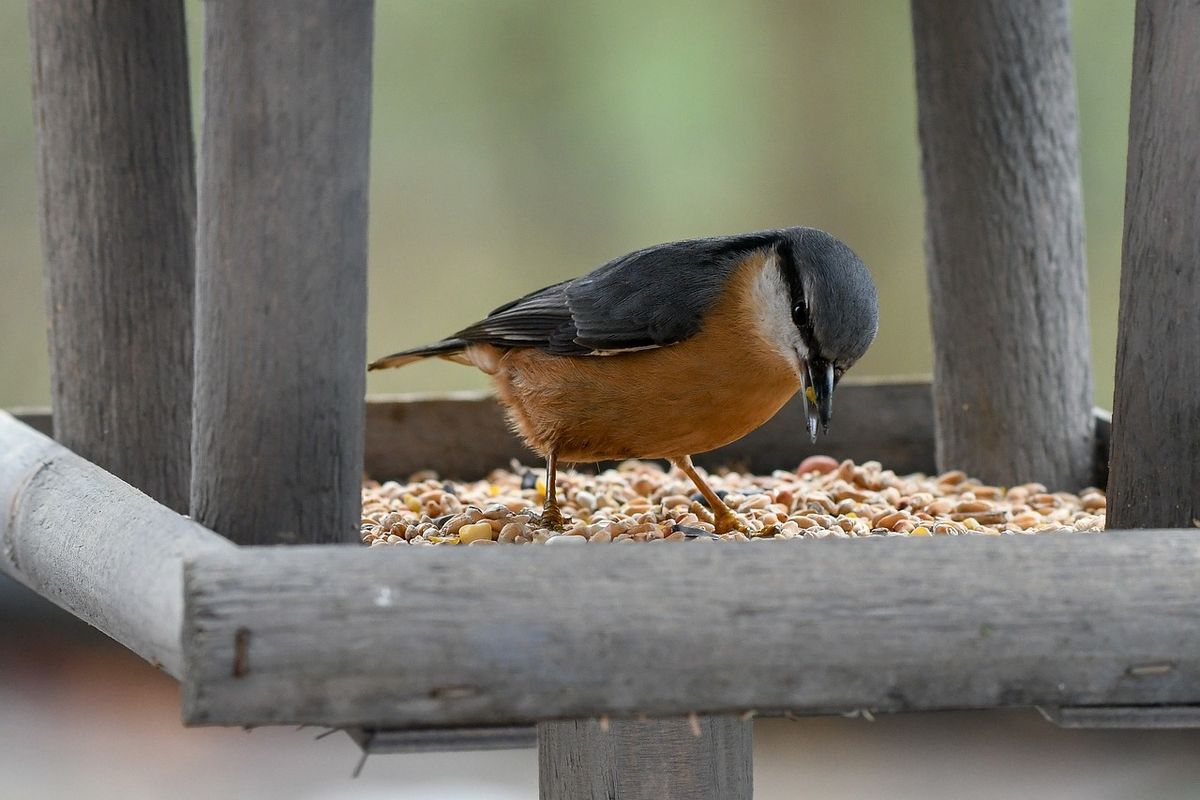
360,458 -> 1105,546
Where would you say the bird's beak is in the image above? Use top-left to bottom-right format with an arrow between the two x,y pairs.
800,357 -> 835,442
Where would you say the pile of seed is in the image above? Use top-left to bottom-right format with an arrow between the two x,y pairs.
361,456 -> 1106,546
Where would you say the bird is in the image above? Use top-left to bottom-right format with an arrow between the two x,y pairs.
370,227 -> 879,534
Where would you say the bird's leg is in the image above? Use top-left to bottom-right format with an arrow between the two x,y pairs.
539,450 -> 566,531
671,455 -> 750,535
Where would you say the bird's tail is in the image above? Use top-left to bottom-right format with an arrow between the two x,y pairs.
368,338 -> 468,371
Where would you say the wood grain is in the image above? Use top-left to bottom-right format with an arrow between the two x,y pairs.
0,412 -> 232,678
539,716 -> 752,800
912,0 -> 1095,491
1107,0 -> 1200,529
347,725 -> 537,754
366,379 -> 938,481
190,0 -> 374,544
14,385 -> 1113,488
182,529 -> 1200,728
27,0 -> 196,512
1040,705 -> 1200,729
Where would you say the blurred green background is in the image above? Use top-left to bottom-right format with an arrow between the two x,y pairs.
1,0 -> 1132,410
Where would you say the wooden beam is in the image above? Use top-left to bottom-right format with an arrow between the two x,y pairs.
26,0 -> 196,512
365,379 -> 938,481
12,388 -> 1115,488
1107,0 -> 1200,529
911,0 -> 1095,491
538,717 -> 752,800
191,0 -> 375,545
1040,705 -> 1200,729
182,529 -> 1200,728
347,725 -> 537,754
0,412 -> 233,678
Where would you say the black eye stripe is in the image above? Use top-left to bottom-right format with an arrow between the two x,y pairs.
774,237 -> 821,356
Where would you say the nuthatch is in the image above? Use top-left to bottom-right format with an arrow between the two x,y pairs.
371,227 -> 879,533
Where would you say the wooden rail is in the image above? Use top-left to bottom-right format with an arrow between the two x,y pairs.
16,382 -> 1115,488
365,379 -> 939,481
181,530 -> 1200,729
0,412 -> 233,678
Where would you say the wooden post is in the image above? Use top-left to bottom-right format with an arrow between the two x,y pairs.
911,0 -> 1095,491
1107,0 -> 1200,529
27,0 -> 195,512
191,0 -> 373,545
538,717 -> 752,800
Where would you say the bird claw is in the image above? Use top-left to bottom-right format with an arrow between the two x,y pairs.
712,509 -> 752,535
538,504 -> 568,532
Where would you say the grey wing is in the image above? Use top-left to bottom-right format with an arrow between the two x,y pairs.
453,231 -> 780,356
451,280 -> 583,353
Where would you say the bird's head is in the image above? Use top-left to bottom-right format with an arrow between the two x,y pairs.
775,228 -> 879,441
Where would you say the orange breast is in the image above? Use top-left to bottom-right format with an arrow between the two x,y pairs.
474,252 -> 802,462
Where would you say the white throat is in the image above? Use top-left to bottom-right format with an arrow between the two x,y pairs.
747,254 -> 808,377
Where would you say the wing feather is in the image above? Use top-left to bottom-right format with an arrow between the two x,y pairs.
451,231 -> 780,355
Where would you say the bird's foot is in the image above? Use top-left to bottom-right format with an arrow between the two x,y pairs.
712,508 -> 753,535
538,504 -> 568,532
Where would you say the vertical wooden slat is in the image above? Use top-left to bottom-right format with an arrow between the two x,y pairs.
1107,0 -> 1200,529
191,0 -> 374,544
538,717 -> 752,800
27,1 -> 195,512
911,0 -> 1095,491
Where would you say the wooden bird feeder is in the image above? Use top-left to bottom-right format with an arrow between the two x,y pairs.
4,1 -> 1197,798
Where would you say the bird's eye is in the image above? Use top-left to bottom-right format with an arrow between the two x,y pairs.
791,300 -> 808,329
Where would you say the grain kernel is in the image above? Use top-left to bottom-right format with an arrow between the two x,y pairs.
797,455 -> 838,475
458,522 -> 495,544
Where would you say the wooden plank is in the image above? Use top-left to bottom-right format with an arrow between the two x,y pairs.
1107,0 -> 1200,529
0,412 -> 233,678
347,725 -> 537,754
911,0 -> 1095,491
182,529 -> 1200,728
1040,705 -> 1200,729
26,0 -> 196,512
365,379 -> 939,480
191,0 -> 375,544
15,391 -> 1113,487
538,716 -> 752,800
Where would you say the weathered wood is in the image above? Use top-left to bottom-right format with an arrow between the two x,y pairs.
191,0 -> 374,544
1107,0 -> 1200,529
0,412 -> 232,678
182,530 -> 1200,728
1040,705 -> 1200,729
366,379 -> 937,480
365,385 -> 1115,487
912,0 -> 1094,491
14,387 -> 1114,488
27,0 -> 195,512
538,716 -> 752,800
347,725 -> 537,754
